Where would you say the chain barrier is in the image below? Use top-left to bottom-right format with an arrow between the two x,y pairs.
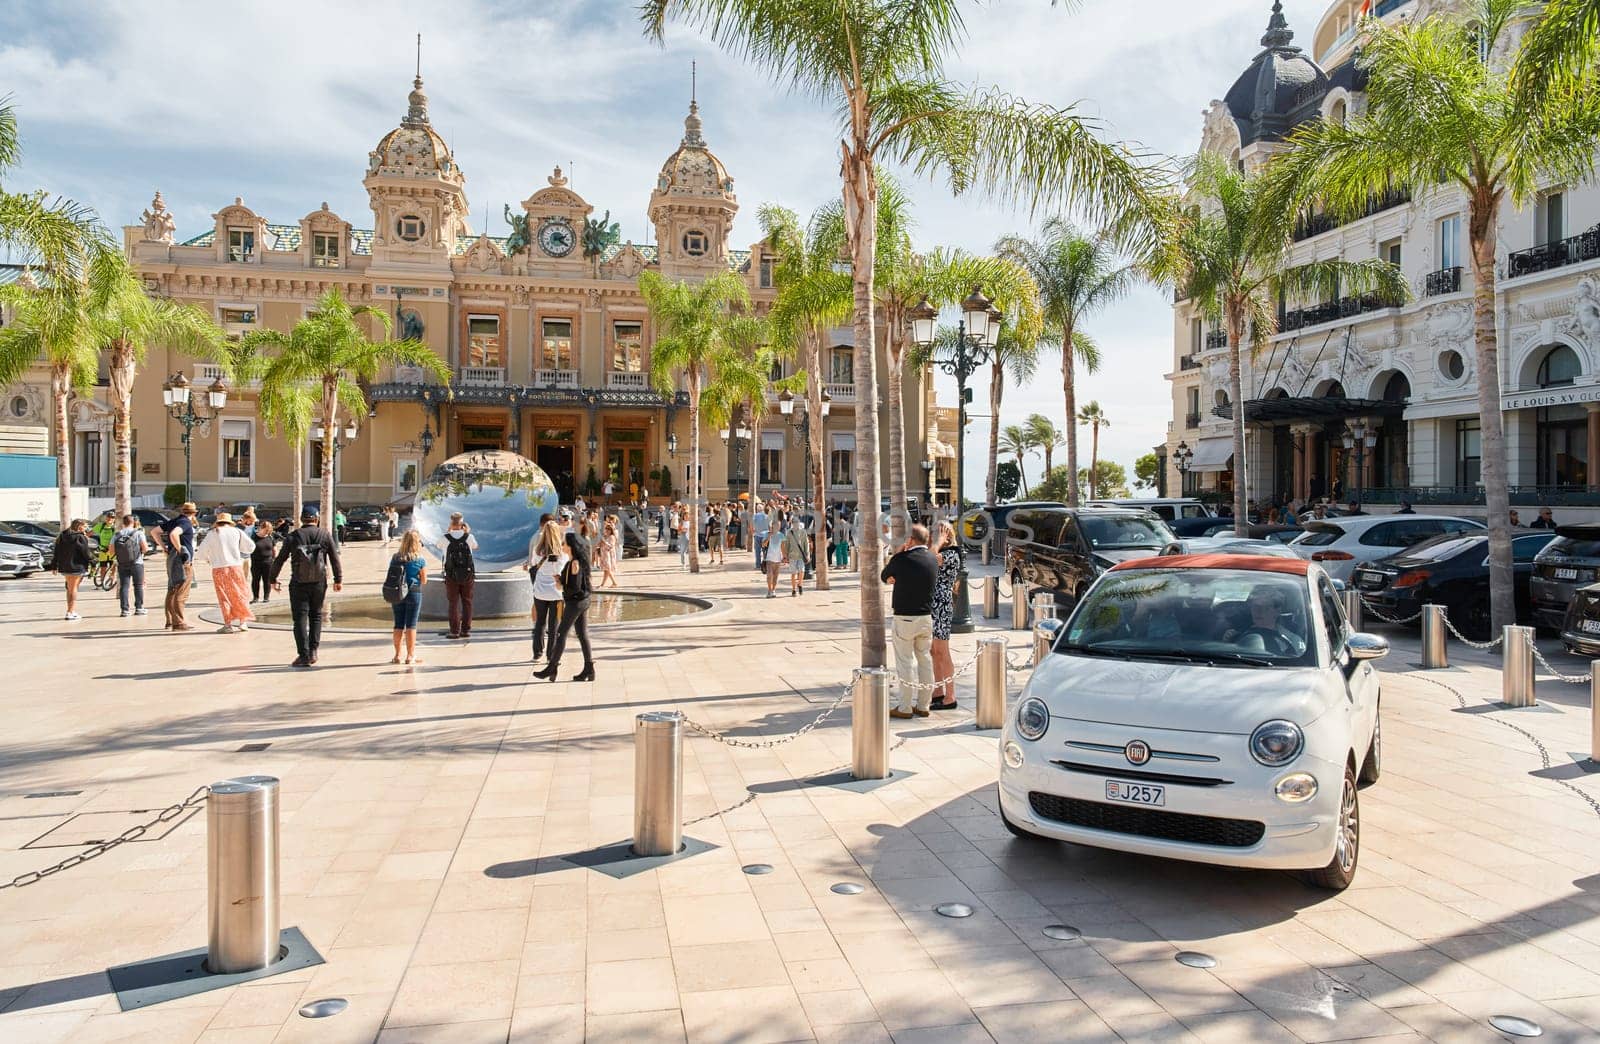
1413,675 -> 1600,821
1355,594 -> 1424,626
1439,611 -> 1504,650
0,784 -> 210,890
1525,632 -> 1592,684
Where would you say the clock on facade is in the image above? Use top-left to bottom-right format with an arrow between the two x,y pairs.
538,218 -> 575,257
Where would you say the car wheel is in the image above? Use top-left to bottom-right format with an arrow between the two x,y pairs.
997,791 -> 1046,842
1357,712 -> 1381,787
1301,765 -> 1360,891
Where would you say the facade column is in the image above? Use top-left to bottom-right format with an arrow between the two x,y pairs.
1587,403 -> 1600,491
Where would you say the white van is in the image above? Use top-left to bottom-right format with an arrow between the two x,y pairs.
1086,498 -> 1213,522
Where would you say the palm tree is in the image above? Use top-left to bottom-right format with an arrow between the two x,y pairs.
1025,414 -> 1064,476
996,221 -> 1135,505
642,269 -> 762,574
1169,152 -> 1406,538
1263,0 -> 1600,629
253,289 -> 446,538
1075,401 -> 1110,500
0,279 -> 94,526
0,97 -> 109,281
980,324 -> 1046,505
1515,0 -> 1600,99
998,424 -> 1035,496
77,252 -> 226,520
643,0 -> 1167,666
234,335 -> 317,523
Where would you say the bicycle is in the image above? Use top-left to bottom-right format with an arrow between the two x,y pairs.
90,550 -> 117,591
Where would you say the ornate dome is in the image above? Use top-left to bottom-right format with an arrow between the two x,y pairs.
1223,2 -> 1330,147
654,101 -> 735,200
367,76 -> 459,179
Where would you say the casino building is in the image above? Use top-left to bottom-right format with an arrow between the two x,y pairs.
1166,0 -> 1600,516
2,70 -> 957,511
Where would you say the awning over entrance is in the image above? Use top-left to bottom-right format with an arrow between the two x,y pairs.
926,434 -> 957,459
1212,396 -> 1407,425
1188,436 -> 1234,473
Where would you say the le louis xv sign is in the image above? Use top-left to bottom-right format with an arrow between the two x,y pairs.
1501,385 -> 1600,412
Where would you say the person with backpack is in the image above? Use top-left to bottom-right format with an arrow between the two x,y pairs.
440,512 -> 478,639
385,529 -> 428,665
269,505 -> 342,668
112,515 -> 153,618
535,529 -> 594,682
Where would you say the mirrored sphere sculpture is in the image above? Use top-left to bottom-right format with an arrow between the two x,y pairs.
413,451 -> 559,572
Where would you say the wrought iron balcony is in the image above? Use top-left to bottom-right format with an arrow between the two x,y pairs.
1179,354 -> 1202,371
1278,292 -> 1398,332
1204,330 -> 1228,351
1424,266 -> 1462,296
1185,412 -> 1201,429
1507,224 -> 1600,279
1292,188 -> 1412,242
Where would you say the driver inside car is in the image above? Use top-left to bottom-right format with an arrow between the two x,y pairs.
1222,586 -> 1294,651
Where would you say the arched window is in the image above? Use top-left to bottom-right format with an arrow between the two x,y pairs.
1537,345 -> 1580,387
1533,345 -> 1586,486
1381,372 -> 1410,402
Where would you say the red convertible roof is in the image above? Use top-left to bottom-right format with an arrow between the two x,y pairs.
1110,553 -> 1311,575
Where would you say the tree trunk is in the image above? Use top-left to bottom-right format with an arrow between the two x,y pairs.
1227,304 -> 1249,537
109,340 -> 135,520
985,360 -> 1003,504
843,141 -> 884,667
290,438 -> 304,524
688,367 -> 701,574
321,377 -> 338,540
886,331 -> 908,545
807,330 -> 830,591
53,366 -> 71,528
747,407 -> 760,544
1470,194 -> 1514,632
1043,444 -> 1053,476
1062,323 -> 1080,507
1089,423 -> 1100,499
1019,457 -> 1030,497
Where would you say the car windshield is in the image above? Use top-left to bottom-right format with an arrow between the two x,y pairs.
1059,567 -> 1317,668
1545,533 -> 1600,559
1401,535 -> 1483,562
1294,524 -> 1343,547
1079,516 -> 1173,549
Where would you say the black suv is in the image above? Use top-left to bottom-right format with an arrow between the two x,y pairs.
1006,506 -> 1175,608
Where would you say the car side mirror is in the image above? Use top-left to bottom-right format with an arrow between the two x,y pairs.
1346,632 -> 1389,662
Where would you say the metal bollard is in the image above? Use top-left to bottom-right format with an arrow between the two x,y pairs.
982,576 -> 999,619
981,540 -> 992,566
1591,663 -> 1600,764
1421,604 -> 1448,669
1034,618 -> 1065,667
849,545 -> 859,571
633,712 -> 684,857
1011,582 -> 1031,631
207,776 -> 281,975
1341,589 -> 1363,633
1501,625 -> 1536,708
1032,592 -> 1059,622
976,637 -> 1007,729
851,667 -> 892,780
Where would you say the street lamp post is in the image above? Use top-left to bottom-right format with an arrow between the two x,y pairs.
1173,441 -> 1193,497
1342,420 -> 1376,507
909,290 -> 999,635
920,459 -> 935,508
162,373 -> 228,505
311,419 -> 359,545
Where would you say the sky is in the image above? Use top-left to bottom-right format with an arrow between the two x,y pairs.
0,0 -> 1303,500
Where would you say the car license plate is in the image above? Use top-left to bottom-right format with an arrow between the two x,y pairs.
1557,568 -> 1578,579
1582,619 -> 1600,635
1105,780 -> 1165,807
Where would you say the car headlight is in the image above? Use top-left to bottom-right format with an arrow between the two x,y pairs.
1002,741 -> 1025,769
1250,720 -> 1303,766
1274,773 -> 1318,802
1016,697 -> 1050,741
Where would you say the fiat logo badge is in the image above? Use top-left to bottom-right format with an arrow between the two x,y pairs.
1125,740 -> 1151,766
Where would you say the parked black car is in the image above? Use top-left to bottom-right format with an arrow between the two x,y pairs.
341,504 -> 387,540
0,521 -> 57,568
1560,583 -> 1600,655
2,519 -> 59,538
1530,524 -> 1600,631
1007,506 -> 1175,608
1352,529 -> 1555,639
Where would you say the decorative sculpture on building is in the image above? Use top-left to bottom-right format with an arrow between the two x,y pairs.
140,191 -> 177,244
503,204 -> 531,256
583,209 -> 621,262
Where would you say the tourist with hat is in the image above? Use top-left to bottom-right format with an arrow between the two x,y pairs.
270,505 -> 343,667
193,511 -> 255,633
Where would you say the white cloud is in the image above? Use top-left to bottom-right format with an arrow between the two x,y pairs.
0,0 -> 1319,498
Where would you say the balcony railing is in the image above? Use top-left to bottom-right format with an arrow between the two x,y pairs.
1424,266 -> 1462,297
1507,224 -> 1600,279
823,381 -> 856,404
456,365 -> 506,387
194,363 -> 258,389
1179,354 -> 1202,371
606,371 -> 650,390
1363,484 -> 1600,507
1204,330 -> 1228,351
1278,292 -> 1398,332
532,369 -> 579,389
1185,412 -> 1201,429
1292,188 -> 1411,242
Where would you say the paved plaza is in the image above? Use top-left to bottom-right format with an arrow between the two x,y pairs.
2,542 -> 1600,1042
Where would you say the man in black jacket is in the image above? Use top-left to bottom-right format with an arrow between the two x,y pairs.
270,506 -> 343,667
881,524 -> 939,719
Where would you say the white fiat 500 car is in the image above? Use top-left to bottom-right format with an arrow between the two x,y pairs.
999,553 -> 1387,890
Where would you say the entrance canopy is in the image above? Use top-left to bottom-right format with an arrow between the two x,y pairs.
1188,436 -> 1234,473
1213,396 -> 1406,425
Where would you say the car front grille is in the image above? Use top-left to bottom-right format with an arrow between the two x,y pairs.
1028,791 -> 1265,848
